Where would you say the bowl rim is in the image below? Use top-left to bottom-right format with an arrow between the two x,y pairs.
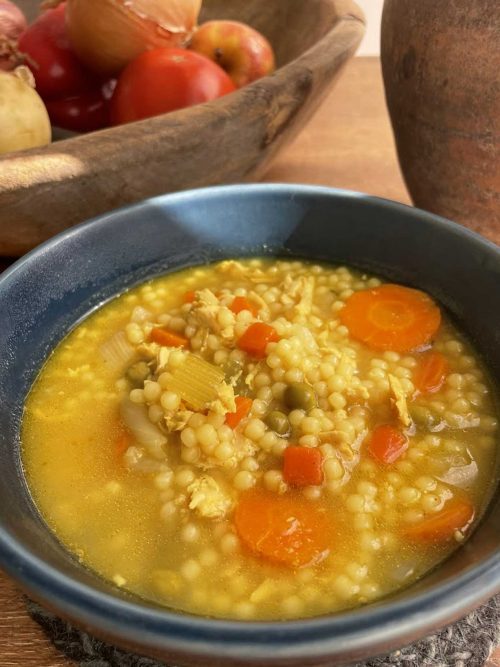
0,183 -> 499,665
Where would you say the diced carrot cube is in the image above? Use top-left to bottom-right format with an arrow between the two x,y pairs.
283,446 -> 323,486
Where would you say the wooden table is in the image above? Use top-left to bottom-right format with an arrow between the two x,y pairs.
1,57 -> 498,667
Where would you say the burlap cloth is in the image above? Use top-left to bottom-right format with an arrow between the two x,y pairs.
27,594 -> 500,667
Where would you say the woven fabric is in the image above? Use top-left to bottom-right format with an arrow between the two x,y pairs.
28,595 -> 500,667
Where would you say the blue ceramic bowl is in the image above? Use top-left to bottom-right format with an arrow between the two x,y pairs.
0,184 -> 499,666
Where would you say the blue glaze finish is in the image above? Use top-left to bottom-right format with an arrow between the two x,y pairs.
0,185 -> 498,666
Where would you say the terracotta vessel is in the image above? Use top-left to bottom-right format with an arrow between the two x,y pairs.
382,0 -> 500,241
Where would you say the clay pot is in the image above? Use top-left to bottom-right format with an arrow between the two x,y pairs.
381,0 -> 500,241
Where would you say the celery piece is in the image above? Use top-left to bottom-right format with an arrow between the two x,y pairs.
166,354 -> 225,411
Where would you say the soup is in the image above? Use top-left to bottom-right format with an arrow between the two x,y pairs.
22,259 -> 499,620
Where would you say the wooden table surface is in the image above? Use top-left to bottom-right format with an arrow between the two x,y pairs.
1,57 -> 499,667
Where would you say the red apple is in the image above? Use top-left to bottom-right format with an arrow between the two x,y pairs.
189,20 -> 275,88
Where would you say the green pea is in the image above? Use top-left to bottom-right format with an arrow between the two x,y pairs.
284,382 -> 317,411
410,405 -> 440,430
266,411 -> 291,436
126,361 -> 150,387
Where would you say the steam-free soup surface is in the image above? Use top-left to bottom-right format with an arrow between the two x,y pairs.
22,259 -> 499,620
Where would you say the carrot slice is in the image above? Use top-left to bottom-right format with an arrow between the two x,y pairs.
234,488 -> 332,568
414,351 -> 449,394
283,446 -> 324,486
404,497 -> 475,543
339,284 -> 441,352
150,327 -> 189,348
368,424 -> 408,464
226,396 -> 253,429
230,296 -> 259,317
184,290 -> 196,304
237,322 -> 280,359
115,433 -> 130,459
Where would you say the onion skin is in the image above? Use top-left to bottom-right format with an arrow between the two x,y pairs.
0,0 -> 27,71
0,0 -> 26,39
0,67 -> 51,155
66,0 -> 203,75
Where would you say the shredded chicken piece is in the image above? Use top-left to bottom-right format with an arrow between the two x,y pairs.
317,330 -> 342,357
155,345 -> 183,373
188,289 -> 234,341
190,289 -> 219,328
388,374 -> 412,427
319,430 -> 349,444
164,410 -> 193,432
136,342 -> 159,360
216,260 -> 271,283
295,277 -> 315,317
339,442 -> 355,461
216,260 -> 246,275
346,384 -> 370,401
279,275 -> 316,318
244,362 -> 264,390
208,381 -> 236,415
225,362 -> 243,388
247,290 -> 268,312
187,476 -> 233,519
156,346 -> 170,371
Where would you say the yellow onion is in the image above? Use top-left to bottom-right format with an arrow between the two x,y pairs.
65,0 -> 203,75
0,66 -> 51,155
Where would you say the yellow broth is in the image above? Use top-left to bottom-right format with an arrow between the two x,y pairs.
22,259 -> 499,620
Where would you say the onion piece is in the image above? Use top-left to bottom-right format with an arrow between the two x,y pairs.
0,1 -> 27,71
0,66 -> 51,155
124,445 -> 166,472
120,397 -> 167,449
437,460 -> 478,487
99,331 -> 136,372
64,0 -> 203,74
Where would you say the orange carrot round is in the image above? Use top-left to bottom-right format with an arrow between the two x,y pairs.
150,327 -> 189,348
230,296 -> 259,317
183,290 -> 196,304
115,433 -> 130,459
225,396 -> 253,429
237,322 -> 280,359
339,284 -> 441,352
368,424 -> 408,464
283,446 -> 323,487
234,488 -> 332,568
404,497 -> 475,543
414,351 -> 449,394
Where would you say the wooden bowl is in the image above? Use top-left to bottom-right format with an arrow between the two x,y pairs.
0,0 -> 364,256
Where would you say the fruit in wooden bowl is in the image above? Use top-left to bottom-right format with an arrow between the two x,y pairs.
190,19 -> 276,88
0,0 -> 365,256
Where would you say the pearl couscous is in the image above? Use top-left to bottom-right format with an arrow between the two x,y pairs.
22,259 -> 499,620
